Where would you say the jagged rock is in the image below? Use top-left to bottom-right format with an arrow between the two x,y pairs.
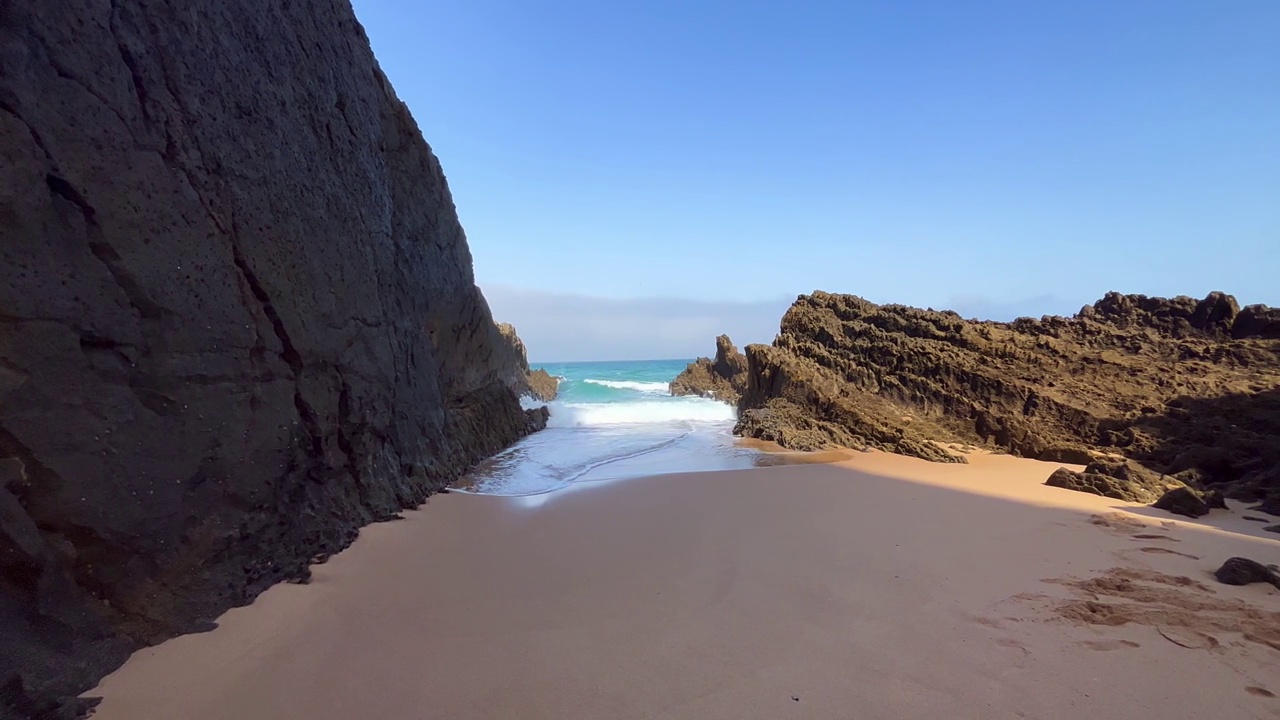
1232,304 -> 1280,340
525,369 -> 559,402
1044,459 -> 1181,503
495,323 -> 558,401
1153,486 -> 1226,518
734,345 -> 965,463
1212,557 -> 1280,588
523,406 -> 551,434
0,1 -> 544,711
717,291 -> 1279,505
670,335 -> 748,403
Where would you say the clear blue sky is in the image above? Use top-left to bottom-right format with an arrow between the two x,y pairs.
352,0 -> 1279,359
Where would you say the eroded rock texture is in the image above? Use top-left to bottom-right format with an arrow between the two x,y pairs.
670,335 -> 748,404
732,291 -> 1280,505
0,2 -> 543,715
495,322 -> 558,401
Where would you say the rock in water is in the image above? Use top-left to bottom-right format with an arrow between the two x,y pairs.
670,335 -> 748,404
1213,558 -> 1280,588
0,2 -> 544,712
525,369 -> 560,402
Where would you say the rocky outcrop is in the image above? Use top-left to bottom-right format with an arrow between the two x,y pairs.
730,291 -> 1280,510
1044,459 -> 1183,504
1232,305 -> 1280,340
1,2 -> 544,715
525,369 -> 559,403
670,335 -> 748,404
734,345 -> 965,462
495,323 -> 558,401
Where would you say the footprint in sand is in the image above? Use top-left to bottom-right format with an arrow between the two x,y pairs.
1089,513 -> 1149,534
996,638 -> 1030,655
1131,533 -> 1179,542
1157,626 -> 1221,650
1089,514 -> 1181,544
1075,639 -> 1140,651
1133,546 -> 1200,560
1245,686 -> 1276,698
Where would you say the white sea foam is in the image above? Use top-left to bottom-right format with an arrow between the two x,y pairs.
460,361 -> 758,497
547,398 -> 735,427
518,395 -> 547,410
581,379 -> 672,394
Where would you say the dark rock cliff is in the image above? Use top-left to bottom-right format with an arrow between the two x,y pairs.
733,291 -> 1280,506
0,2 -> 543,716
670,335 -> 748,404
495,322 -> 558,402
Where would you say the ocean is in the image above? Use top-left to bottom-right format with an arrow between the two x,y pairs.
460,359 -> 764,498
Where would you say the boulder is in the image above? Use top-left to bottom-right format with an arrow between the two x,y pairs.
1232,304 -> 1280,340
1153,487 -> 1226,519
1037,445 -> 1096,465
1189,291 -> 1240,335
1212,557 -> 1280,588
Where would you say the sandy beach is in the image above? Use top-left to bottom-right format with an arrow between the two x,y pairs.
85,452 -> 1280,719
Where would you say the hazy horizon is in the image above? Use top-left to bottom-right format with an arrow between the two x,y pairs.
484,284 -> 1269,363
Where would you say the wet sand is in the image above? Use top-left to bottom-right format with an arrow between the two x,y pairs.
86,451 -> 1280,719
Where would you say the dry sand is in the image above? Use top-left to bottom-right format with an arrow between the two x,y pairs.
86,451 -> 1280,719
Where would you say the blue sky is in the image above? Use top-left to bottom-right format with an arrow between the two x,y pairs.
352,0 -> 1279,360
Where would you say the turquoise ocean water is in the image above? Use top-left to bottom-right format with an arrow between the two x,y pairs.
461,359 -> 764,497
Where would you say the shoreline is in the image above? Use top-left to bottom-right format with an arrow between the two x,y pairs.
85,452 -> 1280,719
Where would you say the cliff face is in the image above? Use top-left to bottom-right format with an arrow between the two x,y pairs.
735,291 -> 1280,506
495,323 -> 559,401
669,335 -> 748,404
0,2 -> 543,716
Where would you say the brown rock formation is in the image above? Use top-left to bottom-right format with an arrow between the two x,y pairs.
495,322 -> 559,401
732,291 -> 1280,507
525,369 -> 559,403
1152,486 -> 1227,519
670,335 -> 748,404
1,2 -> 544,715
1044,459 -> 1183,504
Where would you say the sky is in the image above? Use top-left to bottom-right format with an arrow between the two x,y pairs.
351,0 -> 1280,361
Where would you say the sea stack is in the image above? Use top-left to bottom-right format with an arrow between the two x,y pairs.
669,335 -> 749,404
